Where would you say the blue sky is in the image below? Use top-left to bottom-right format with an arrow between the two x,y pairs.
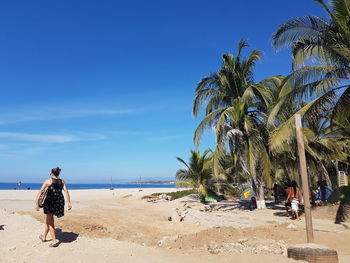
0,0 -> 324,183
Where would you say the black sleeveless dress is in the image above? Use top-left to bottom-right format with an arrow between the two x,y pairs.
43,178 -> 65,218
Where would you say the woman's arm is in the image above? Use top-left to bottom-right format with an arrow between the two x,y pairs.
298,189 -> 303,205
34,180 -> 50,211
62,180 -> 72,210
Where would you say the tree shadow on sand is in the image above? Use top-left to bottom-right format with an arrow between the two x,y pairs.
56,228 -> 79,243
273,211 -> 289,217
0,225 -> 4,230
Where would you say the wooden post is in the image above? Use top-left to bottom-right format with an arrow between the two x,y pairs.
295,114 -> 314,243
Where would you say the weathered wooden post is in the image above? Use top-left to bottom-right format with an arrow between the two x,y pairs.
295,114 -> 314,243
287,114 -> 338,263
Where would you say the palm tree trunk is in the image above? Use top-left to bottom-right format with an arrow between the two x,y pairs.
256,184 -> 266,209
251,174 -> 266,209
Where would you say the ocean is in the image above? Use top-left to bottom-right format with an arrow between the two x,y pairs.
0,182 -> 175,190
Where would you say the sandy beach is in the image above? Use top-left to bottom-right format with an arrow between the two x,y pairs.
1,188 -> 349,263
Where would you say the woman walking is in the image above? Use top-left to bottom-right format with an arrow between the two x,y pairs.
286,180 -> 302,220
35,167 -> 72,247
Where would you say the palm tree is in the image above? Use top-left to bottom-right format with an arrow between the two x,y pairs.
175,150 -> 213,203
272,0 -> 350,221
193,40 -> 263,172
270,0 -> 350,150
193,41 -> 279,208
193,40 -> 261,118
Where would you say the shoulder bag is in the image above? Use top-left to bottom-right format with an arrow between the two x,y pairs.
38,188 -> 48,208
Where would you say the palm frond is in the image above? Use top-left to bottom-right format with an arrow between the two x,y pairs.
194,108 -> 225,147
335,200 -> 350,223
270,89 -> 337,152
272,16 -> 329,50
176,180 -> 195,188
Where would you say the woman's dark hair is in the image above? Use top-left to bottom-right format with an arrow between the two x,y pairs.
51,167 -> 61,177
291,180 -> 298,196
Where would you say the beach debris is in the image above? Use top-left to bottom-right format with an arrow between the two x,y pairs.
122,194 -> 133,198
157,235 -> 178,247
202,205 -> 211,212
207,243 -> 221,254
237,238 -> 248,244
206,239 -> 287,255
209,201 -> 240,212
157,240 -> 164,246
287,223 -> 297,229
8,247 -> 16,252
159,194 -> 173,201
169,208 -> 188,222
141,195 -> 159,201
141,194 -> 173,202
159,194 -> 167,199
141,195 -> 157,199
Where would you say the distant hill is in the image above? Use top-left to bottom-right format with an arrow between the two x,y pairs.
128,180 -> 175,185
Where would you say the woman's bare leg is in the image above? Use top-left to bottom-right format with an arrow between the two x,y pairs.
46,214 -> 57,243
43,215 -> 50,240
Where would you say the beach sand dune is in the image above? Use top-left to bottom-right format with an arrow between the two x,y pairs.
1,189 -> 349,262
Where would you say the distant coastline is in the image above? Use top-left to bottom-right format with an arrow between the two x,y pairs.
0,182 -> 175,190
127,180 -> 175,185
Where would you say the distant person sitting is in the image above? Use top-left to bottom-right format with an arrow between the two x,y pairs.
316,180 -> 332,202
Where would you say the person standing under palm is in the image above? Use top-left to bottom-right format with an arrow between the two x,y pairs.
286,180 -> 303,220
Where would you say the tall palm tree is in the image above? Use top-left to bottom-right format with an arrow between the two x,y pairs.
270,0 -> 350,150
193,40 -> 261,118
193,41 -> 279,208
175,150 -> 213,203
272,0 -> 350,221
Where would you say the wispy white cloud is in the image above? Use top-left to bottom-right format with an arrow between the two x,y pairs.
0,132 -> 79,143
0,129 -> 141,145
0,131 -> 106,158
0,107 -> 134,125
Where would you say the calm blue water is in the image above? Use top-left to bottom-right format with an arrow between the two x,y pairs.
0,182 -> 175,190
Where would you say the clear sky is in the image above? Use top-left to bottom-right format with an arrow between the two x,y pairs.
0,0 -> 324,183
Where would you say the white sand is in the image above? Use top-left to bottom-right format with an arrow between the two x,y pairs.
1,188 -> 348,262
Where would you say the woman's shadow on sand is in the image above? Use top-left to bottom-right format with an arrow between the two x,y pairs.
56,228 -> 79,243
